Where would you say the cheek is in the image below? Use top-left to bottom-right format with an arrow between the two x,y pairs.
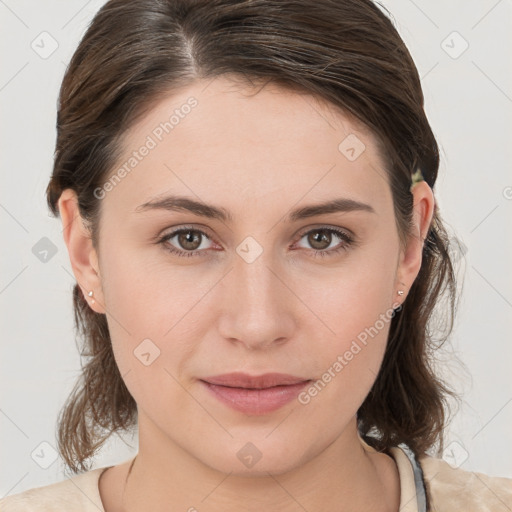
98,255 -> 195,416
98,249 -> 212,382
300,239 -> 398,341
296,245 -> 399,402
296,287 -> 396,421
100,245 -> 199,334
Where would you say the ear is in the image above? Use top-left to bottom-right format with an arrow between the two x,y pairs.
395,180 -> 435,304
58,189 -> 105,314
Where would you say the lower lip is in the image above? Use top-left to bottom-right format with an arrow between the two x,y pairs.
200,380 -> 310,415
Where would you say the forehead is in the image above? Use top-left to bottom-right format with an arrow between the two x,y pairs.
100,76 -> 391,220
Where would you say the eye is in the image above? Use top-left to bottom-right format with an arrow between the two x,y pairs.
157,225 -> 355,259
294,227 -> 354,258
158,226 -> 215,258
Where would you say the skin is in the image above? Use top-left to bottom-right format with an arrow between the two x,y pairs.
59,75 -> 434,512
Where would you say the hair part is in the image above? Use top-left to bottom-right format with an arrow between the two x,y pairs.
47,0 -> 460,476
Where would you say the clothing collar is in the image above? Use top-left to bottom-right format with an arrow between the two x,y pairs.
359,434 -> 428,512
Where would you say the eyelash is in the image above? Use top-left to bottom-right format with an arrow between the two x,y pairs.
157,225 -> 355,259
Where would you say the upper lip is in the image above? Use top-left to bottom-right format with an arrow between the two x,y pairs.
202,372 -> 310,389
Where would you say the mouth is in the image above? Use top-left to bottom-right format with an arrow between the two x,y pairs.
200,372 -> 311,415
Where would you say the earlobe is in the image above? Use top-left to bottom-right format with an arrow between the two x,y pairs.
394,180 -> 435,304
58,189 -> 105,313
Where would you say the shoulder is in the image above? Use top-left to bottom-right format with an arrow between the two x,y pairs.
419,454 -> 512,511
0,467 -> 107,512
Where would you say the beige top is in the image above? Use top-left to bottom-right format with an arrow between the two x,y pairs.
1,437 -> 511,511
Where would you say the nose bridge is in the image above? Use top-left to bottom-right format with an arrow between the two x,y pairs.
234,237 -> 282,314
218,236 -> 293,349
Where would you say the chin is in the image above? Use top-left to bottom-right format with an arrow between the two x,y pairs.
205,453 -> 304,477
188,432 -> 316,477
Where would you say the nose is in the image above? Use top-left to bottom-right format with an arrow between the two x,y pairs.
216,247 -> 296,351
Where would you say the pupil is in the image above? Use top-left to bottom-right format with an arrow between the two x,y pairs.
311,230 -> 330,249
181,231 -> 200,249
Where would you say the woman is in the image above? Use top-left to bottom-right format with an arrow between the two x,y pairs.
2,0 -> 511,510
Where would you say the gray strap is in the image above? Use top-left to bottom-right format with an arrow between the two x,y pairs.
397,443 -> 428,512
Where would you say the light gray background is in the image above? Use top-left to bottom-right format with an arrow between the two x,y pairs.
1,0 -> 511,497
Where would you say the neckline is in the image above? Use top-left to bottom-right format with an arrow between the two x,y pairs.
358,435 -> 426,512
91,440 -> 425,512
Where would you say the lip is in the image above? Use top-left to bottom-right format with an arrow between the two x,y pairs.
203,372 -> 308,388
200,372 -> 311,415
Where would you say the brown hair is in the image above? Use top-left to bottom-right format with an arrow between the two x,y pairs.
47,0 -> 460,475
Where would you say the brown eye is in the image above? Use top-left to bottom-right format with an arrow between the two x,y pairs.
307,229 -> 333,250
177,230 -> 203,251
158,227 -> 214,258
295,227 -> 354,258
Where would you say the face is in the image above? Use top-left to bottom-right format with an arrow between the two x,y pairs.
62,76 -> 427,476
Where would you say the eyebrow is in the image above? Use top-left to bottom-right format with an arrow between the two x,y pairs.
134,195 -> 376,222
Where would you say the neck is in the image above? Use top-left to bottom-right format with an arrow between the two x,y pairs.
119,415 -> 400,512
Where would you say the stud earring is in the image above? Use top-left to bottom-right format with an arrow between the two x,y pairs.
397,290 -> 404,296
88,290 -> 95,304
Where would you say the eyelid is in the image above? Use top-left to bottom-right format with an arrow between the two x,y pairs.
293,223 -> 355,243
157,225 -> 218,248
157,223 -> 354,245
157,223 -> 357,260
156,222 -> 214,239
